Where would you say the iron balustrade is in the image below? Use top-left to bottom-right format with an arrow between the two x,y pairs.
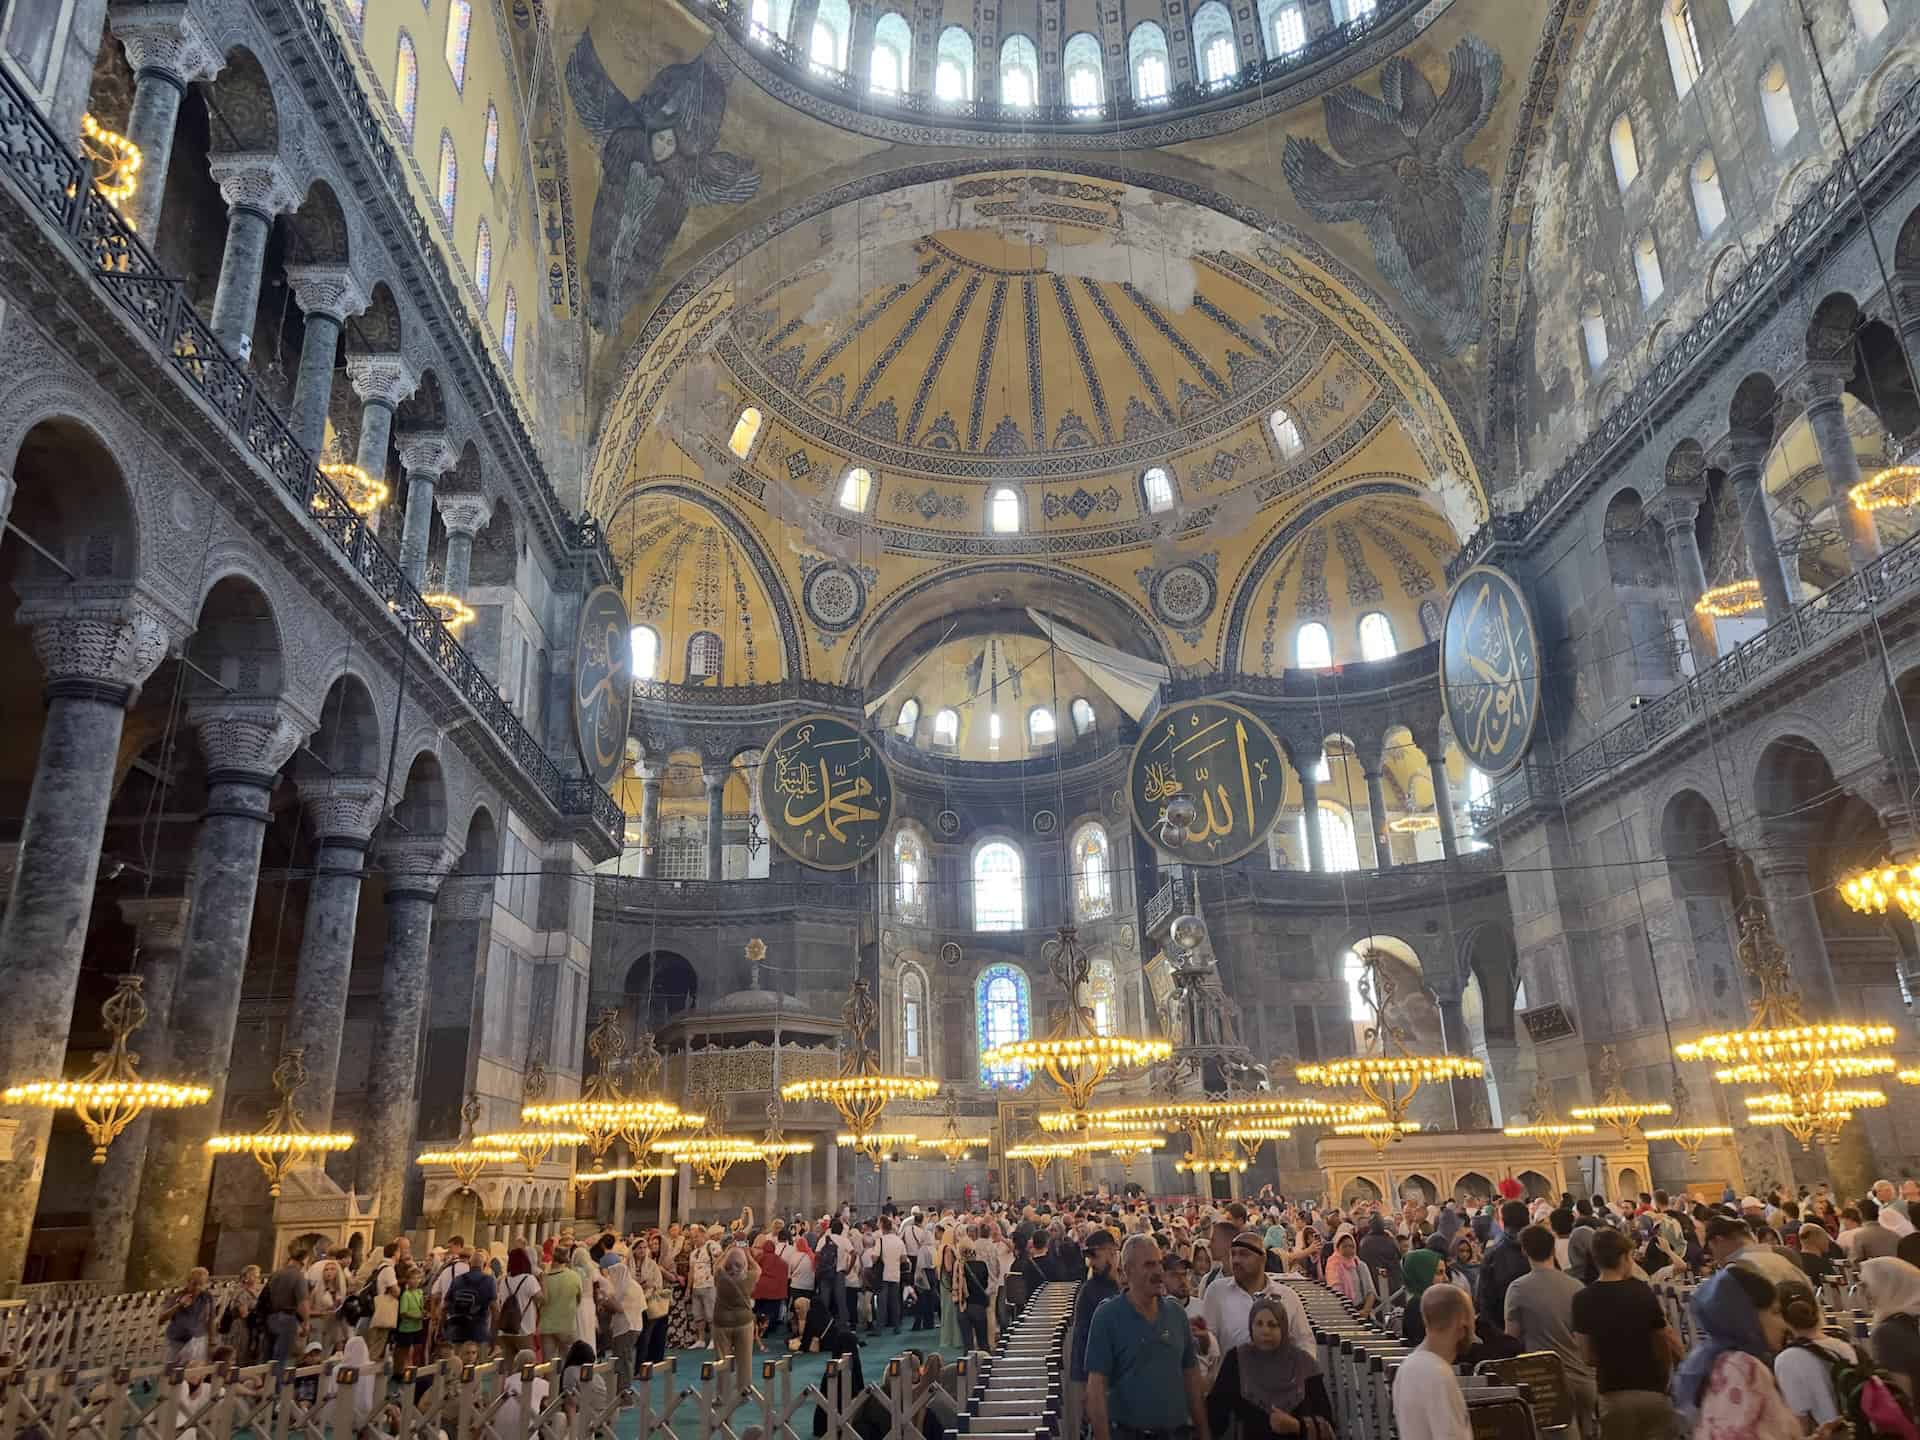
0,60 -> 622,844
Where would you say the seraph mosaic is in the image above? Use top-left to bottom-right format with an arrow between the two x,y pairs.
1282,36 -> 1501,357
567,33 -> 762,332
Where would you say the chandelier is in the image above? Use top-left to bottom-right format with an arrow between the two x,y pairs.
1058,1096 -> 1376,1175
571,1165 -> 677,1196
1902,1069 -> 1920,1086
1673,904 -> 1895,1149
1223,1123 -> 1293,1166
653,1091 -> 763,1188
1694,579 -> 1764,619
524,1010 -> 701,1171
1640,1075 -> 1733,1165
1849,460 -> 1920,513
421,591 -> 476,631
1332,1119 -> 1424,1153
1297,947 -> 1481,1134
1387,814 -> 1441,834
1005,1139 -> 1078,1190
207,1048 -> 354,1196
914,1090 -> 989,1170
1080,1133 -> 1165,1177
781,976 -> 938,1160
758,1101 -> 815,1178
1839,857 -> 1920,921
79,112 -> 141,215
471,1127 -> 590,1176
1569,1046 -> 1674,1140
315,462 -> 389,517
417,1094 -> 518,1190
1505,1077 -> 1596,1160
2,973 -> 211,1163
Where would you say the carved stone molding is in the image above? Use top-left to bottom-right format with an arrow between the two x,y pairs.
435,873 -> 494,921
284,264 -> 371,324
378,837 -> 465,896
21,596 -> 173,698
109,3 -> 222,85
396,430 -> 455,476
1643,485 -> 1705,534
344,353 -> 420,409
206,153 -> 302,218
296,775 -> 388,844
434,493 -> 492,538
116,895 -> 194,952
188,700 -> 308,778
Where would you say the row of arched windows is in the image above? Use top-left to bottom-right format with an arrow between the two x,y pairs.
893,695 -> 1096,748
1293,611 -> 1400,668
895,957 -> 1119,1086
890,823 -> 1114,926
629,625 -> 725,683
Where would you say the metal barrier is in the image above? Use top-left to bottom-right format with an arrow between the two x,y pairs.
0,1279 -> 247,1374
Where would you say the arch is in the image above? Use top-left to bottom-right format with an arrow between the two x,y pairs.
391,749 -> 450,838
1027,705 -> 1057,748
630,623 -> 661,680
1141,466 -> 1176,514
467,497 -> 515,585
501,286 -> 518,363
1730,372 -> 1780,446
1071,821 -> 1113,922
1340,1175 -> 1383,1206
1296,621 -> 1333,669
1259,0 -> 1307,58
932,707 -> 960,746
893,697 -> 920,740
483,103 -> 500,182
1399,1173 -> 1439,1205
474,217 -> 493,300
748,0 -> 793,41
1691,151 -> 1727,237
1617,1166 -> 1644,1197
437,130 -> 459,223
1357,611 -> 1396,661
3,414 -> 140,589
891,823 -> 928,920
1062,32 -> 1104,112
729,407 -> 764,459
1453,1171 -> 1493,1202
1633,230 -> 1665,308
684,631 -> 723,683
186,573 -> 287,703
935,26 -> 974,103
207,48 -> 279,152
972,837 -> 1024,930
1609,113 -> 1640,191
1752,731 -> 1843,825
355,282 -> 405,356
1806,291 -> 1862,367
999,36 -> 1037,107
1269,407 -> 1305,458
1761,60 -> 1799,149
810,0 -> 850,68
1071,697 -> 1096,736
1083,952 -> 1117,1036
444,0 -> 472,90
394,32 -> 419,140
1192,2 -> 1237,85
294,180 -> 351,266
899,958 -> 929,1069
976,961 -> 1032,1086
1128,23 -> 1170,102
837,465 -> 873,511
624,950 -> 699,1028
307,672 -> 385,778
1516,1170 -> 1554,1199
870,12 -> 912,95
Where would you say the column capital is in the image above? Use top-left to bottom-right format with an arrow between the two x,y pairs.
1644,483 -> 1706,533
378,836 -> 464,898
437,873 -> 495,920
283,264 -> 370,324
345,352 -> 420,409
116,895 -> 193,952
703,764 -> 730,793
188,699 -> 308,781
110,3 -> 222,85
1789,359 -> 1854,412
1718,432 -> 1771,475
20,593 -> 175,703
396,430 -> 455,476
435,492 -> 492,537
296,775 -> 388,846
206,152 -> 301,219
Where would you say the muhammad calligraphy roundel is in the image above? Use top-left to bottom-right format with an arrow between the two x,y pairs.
572,585 -> 634,788
758,713 -> 895,872
1128,699 -> 1287,865
1441,565 -> 1542,779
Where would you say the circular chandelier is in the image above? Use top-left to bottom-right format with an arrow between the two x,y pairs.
781,976 -> 938,1160
758,1101 -> 815,1178
1694,579 -> 1764,619
1642,1123 -> 1735,1159
1506,1078 -> 1596,1159
1058,1096 -> 1375,1175
1005,1139 -> 1078,1189
316,462 -> 389,517
571,1165 -> 677,1195
1332,1119 -> 1423,1153
421,591 -> 476,631
524,1010 -> 702,1171
914,1090 -> 989,1170
79,112 -> 141,215
1569,1045 -> 1674,1140
1224,1123 -> 1293,1165
835,1131 -> 917,1156
1839,859 -> 1920,921
654,1134 -> 763,1189
418,1146 -> 518,1190
1901,1068 -> 1920,1086
1849,460 -> 1920,513
1387,815 -> 1440,834
3,973 -> 210,1163
470,1127 -> 590,1176
207,1048 -> 353,1196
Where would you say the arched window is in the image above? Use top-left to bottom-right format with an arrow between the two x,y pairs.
1661,0 -> 1703,98
1634,231 -> 1664,308
1691,151 -> 1727,237
729,406 -> 763,459
1761,62 -> 1798,150
1072,822 -> 1112,921
811,0 -> 850,69
394,34 -> 419,139
1070,697 -> 1096,736
630,624 -> 660,681
1129,23 -> 1170,102
1142,466 -> 1175,513
973,840 -> 1024,931
894,698 -> 920,740
1300,803 -> 1360,872
1341,949 -> 1371,1022
1063,32 -> 1104,113
1263,0 -> 1306,56
989,486 -> 1021,533
988,711 -> 1003,752
838,466 -> 873,512
1465,767 -> 1491,851
933,707 -> 960,747
1581,305 -> 1609,373
482,103 -> 500,182
1358,612 -> 1396,661
1192,2 -> 1237,85
893,827 -> 926,920
1849,0 -> 1888,39
1608,114 -> 1639,191
901,964 -> 928,1065
977,962 -> 1031,1086
444,0 -> 471,90
935,26 -> 974,102
1000,35 -> 1038,107
1083,954 -> 1116,1035
501,286 -> 518,363
436,131 -> 459,222
687,631 -> 722,681
1028,706 -> 1056,747
1295,621 -> 1333,669
1270,407 -> 1304,459
473,217 -> 492,299
870,12 -> 911,94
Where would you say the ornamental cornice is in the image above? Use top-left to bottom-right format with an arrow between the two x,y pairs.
344,353 -> 420,408
109,3 -> 222,85
377,836 -> 465,894
284,264 -> 370,324
206,153 -> 302,218
434,493 -> 492,537
396,430 -> 455,476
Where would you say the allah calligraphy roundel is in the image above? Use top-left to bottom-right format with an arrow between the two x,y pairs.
757,713 -> 896,872
1128,699 -> 1288,865
572,585 -> 634,788
1441,565 -> 1542,779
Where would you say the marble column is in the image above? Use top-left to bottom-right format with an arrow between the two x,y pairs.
84,895 -> 192,1287
288,776 -> 385,1132
1647,483 -> 1717,664
358,838 -> 459,1239
205,155 -> 300,358
109,4 -> 222,237
1726,436 -> 1797,625
658,1168 -> 672,1229
1752,821 -> 1841,1017
130,704 -> 305,1291
637,765 -> 662,879
703,765 -> 727,880
825,1137 -> 838,1214
435,493 -> 491,597
1363,767 -> 1393,868
1798,365 -> 1881,571
677,1163 -> 693,1222
283,266 -> 369,459
1298,767 -> 1326,872
1428,756 -> 1460,859
0,599 -> 170,1289
394,432 -> 454,590
1434,994 -> 1476,1128
343,353 -> 420,512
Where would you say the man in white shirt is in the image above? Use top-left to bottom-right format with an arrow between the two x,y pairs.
1393,1284 -> 1475,1440
876,1216 -> 908,1334
1873,1181 -> 1917,1237
901,1209 -> 934,1330
1198,1231 -> 1314,1383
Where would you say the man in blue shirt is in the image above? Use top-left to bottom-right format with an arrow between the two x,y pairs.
1086,1234 -> 1208,1440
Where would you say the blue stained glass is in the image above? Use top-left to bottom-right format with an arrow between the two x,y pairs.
483,103 -> 500,181
474,218 -> 492,300
977,963 -> 1031,1088
437,131 -> 458,222
501,285 -> 517,361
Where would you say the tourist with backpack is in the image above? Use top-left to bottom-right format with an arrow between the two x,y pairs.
497,1246 -> 542,1363
441,1247 -> 498,1356
1777,1281 -> 1860,1424
1865,1257 -> 1920,1403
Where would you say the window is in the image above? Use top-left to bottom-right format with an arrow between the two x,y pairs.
1083,954 -> 1116,1035
729,406 -> 763,459
1270,407 -> 1305,459
395,33 -> 419,139
976,962 -> 1031,1086
893,827 -> 926,920
1299,803 -> 1360,872
1762,63 -> 1798,149
1270,3 -> 1306,56
811,0 -> 849,68
1064,32 -> 1103,113
473,217 -> 492,299
501,286 -> 517,363
933,708 -> 960,746
483,104 -> 500,182
895,698 -> 920,740
1028,706 -> 1056,747
935,26 -> 974,102
659,816 -> 705,879
345,0 -> 366,28
1000,35 -> 1037,107
1193,2 -> 1236,84
990,487 -> 1021,533
1691,151 -> 1727,238
1341,950 -> 1371,1022
630,624 -> 660,681
1358,612 -> 1396,661
1849,0 -> 1888,39
748,0 -> 792,40
1608,114 -> 1639,191
1295,621 -> 1333,669
1334,0 -> 1376,19
902,966 -> 927,1064
837,466 -> 873,511
1634,231 -> 1665,308
1129,23 -> 1170,101
1662,0 -> 1703,98
436,131 -> 458,223
1072,823 -> 1112,921
1142,466 -> 1175,513
687,631 -> 722,681
870,12 -> 911,94
1311,751 -> 1330,783
974,842 -> 1024,931
445,0 -> 471,90
988,711 -> 1003,752
1465,767 -> 1491,851
870,42 -> 903,93
1582,306 -> 1609,373
0,0 -> 69,98
1070,697 -> 1096,736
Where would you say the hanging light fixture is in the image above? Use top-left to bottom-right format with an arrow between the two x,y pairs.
2,973 -> 211,1163
1055,1096 -> 1377,1174
571,1165 -> 678,1196
418,1093 -> 520,1190
421,590 -> 477,631
1640,1076 -> 1733,1165
470,1127 -> 591,1176
781,976 -> 938,1160
1504,1077 -> 1596,1160
913,1090 -> 989,1170
1331,1119 -> 1424,1153
758,1100 -> 815,1178
1849,455 -> 1920,513
1693,579 -> 1764,619
315,463 -> 390,517
207,1047 -> 354,1196
1078,1133 -> 1164,1178
1223,1122 -> 1294,1166
524,1009 -> 702,1172
1569,1045 -> 1674,1140
1839,858 -> 1920,922
1005,1139 -> 1078,1190
1387,814 -> 1441,834
78,112 -> 141,216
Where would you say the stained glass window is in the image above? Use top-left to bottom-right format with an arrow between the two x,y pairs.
1071,823 -> 1112,921
893,827 -> 926,920
345,0 -> 366,27
501,285 -> 517,362
395,33 -> 419,140
474,217 -> 492,299
483,103 -> 500,181
973,840 -> 1023,931
445,0 -> 471,91
977,962 -> 1031,1087
437,131 -> 458,222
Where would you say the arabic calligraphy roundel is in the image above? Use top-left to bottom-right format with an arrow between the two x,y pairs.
1127,699 -> 1287,865
1441,564 -> 1542,779
757,713 -> 896,871
572,585 -> 635,788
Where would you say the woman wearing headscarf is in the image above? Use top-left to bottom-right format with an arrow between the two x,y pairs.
1324,1229 -> 1377,1315
338,1334 -> 379,1428
637,1232 -> 673,1365
1672,1266 -> 1842,1440
569,1243 -> 598,1356
1398,1249 -> 1446,1346
1863,1256 -> 1920,1401
1449,1235 -> 1481,1296
1205,1297 -> 1335,1440
937,1227 -> 963,1351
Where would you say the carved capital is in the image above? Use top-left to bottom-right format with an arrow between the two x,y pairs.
188,700 -> 308,778
344,352 -> 420,409
110,3 -> 222,85
437,872 -> 495,920
297,775 -> 388,845
1789,360 -> 1853,413
396,430 -> 455,477
1718,432 -> 1771,480
378,836 -> 464,897
206,153 -> 302,218
116,895 -> 193,953
283,264 -> 370,324
702,765 -> 729,794
22,596 -> 173,700
1644,484 -> 1705,534
434,493 -> 492,538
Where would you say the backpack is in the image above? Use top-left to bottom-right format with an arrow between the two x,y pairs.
817,1235 -> 838,1274
444,1270 -> 485,1325
340,1271 -> 380,1327
499,1275 -> 528,1334
1786,1337 -> 1920,1440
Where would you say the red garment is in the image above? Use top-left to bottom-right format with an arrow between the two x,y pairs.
753,1242 -> 789,1299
